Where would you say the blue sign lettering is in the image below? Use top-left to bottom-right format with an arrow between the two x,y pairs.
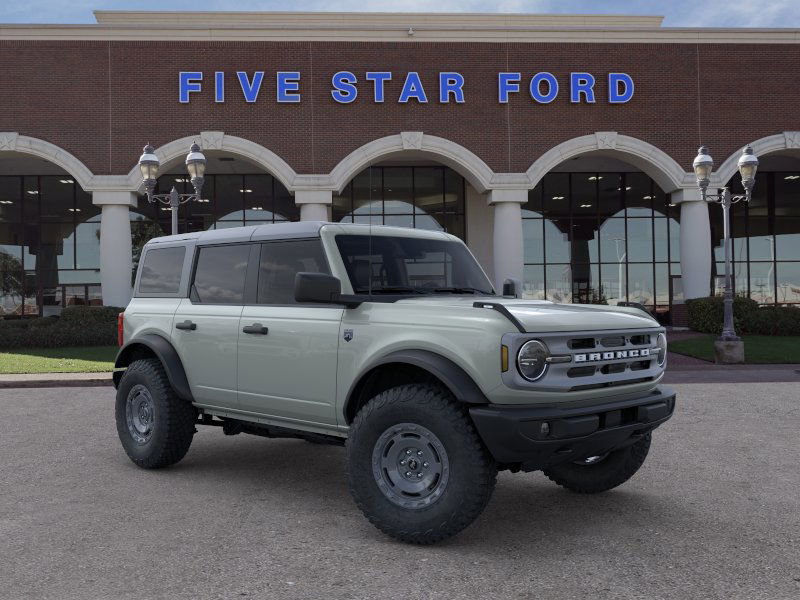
570,72 -> 596,103
399,72 -> 428,103
366,72 -> 392,103
498,73 -> 521,103
331,71 -> 358,103
608,73 -> 634,104
177,70 -> 635,105
214,72 -> 224,103
178,72 -> 203,103
237,71 -> 264,103
277,71 -> 301,103
530,72 -> 558,104
439,72 -> 465,103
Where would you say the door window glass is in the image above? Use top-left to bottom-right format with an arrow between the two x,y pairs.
192,244 -> 249,304
257,240 -> 329,305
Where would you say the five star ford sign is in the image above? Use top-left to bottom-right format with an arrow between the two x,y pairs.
178,71 -> 635,104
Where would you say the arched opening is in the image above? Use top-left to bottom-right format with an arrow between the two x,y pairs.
331,160 -> 491,283
0,153 -> 101,317
329,134 -> 497,277
521,154 -> 681,324
714,150 -> 800,306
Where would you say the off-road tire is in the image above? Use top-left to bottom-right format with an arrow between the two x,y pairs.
543,433 -> 652,494
115,358 -> 196,469
346,383 -> 497,544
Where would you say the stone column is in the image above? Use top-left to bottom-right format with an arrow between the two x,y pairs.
488,189 -> 527,295
93,191 -> 137,308
673,188 -> 712,300
296,190 -> 333,222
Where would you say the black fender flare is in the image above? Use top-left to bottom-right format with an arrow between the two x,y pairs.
345,349 -> 488,421
114,334 -> 193,401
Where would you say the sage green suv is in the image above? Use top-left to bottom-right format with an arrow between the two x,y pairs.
114,222 -> 675,544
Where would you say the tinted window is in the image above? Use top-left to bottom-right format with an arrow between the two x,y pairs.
138,246 -> 186,294
192,244 -> 250,304
258,240 -> 329,304
334,235 -> 493,295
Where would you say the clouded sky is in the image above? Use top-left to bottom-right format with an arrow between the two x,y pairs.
2,0 -> 799,27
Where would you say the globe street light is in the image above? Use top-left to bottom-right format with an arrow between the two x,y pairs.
692,144 -> 759,347
138,142 -> 206,235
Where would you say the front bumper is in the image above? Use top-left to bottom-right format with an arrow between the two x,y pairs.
469,386 -> 676,472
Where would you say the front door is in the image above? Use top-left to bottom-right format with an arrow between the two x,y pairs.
237,239 -> 343,426
171,243 -> 252,410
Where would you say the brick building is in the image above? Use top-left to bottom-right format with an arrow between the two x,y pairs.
1,11 -> 799,320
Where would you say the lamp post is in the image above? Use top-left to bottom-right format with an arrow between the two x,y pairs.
138,142 -> 207,235
692,144 -> 759,349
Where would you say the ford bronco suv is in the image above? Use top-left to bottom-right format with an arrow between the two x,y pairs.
114,222 -> 675,544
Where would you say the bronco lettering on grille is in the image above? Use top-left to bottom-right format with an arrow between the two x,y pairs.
574,348 -> 651,363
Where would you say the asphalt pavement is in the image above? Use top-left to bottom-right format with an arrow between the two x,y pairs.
1,384 -> 798,600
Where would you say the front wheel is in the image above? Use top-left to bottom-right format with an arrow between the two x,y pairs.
543,433 -> 652,494
115,358 -> 196,469
346,384 -> 497,544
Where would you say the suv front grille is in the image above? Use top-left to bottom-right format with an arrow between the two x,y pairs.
502,328 -> 664,392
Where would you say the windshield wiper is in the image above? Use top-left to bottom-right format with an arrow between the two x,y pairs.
353,286 -> 426,294
432,287 -> 494,295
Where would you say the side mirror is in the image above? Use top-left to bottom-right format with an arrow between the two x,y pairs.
295,272 -> 342,304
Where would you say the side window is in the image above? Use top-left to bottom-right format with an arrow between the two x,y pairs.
257,240 -> 329,305
192,244 -> 251,304
138,246 -> 186,295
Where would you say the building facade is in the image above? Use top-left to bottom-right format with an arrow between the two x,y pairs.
1,11 -> 799,320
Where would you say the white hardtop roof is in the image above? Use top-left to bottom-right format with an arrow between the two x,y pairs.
144,221 -> 457,247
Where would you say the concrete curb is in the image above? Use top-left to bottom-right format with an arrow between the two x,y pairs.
0,373 -> 113,389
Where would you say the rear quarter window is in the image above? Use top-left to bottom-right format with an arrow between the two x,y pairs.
138,246 -> 186,295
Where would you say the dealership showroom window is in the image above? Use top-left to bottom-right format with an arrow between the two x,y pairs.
1,11 -> 799,322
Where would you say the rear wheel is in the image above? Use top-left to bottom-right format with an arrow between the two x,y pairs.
346,383 -> 497,544
115,358 -> 196,469
543,433 -> 652,494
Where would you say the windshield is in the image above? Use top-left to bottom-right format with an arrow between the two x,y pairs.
334,234 -> 494,295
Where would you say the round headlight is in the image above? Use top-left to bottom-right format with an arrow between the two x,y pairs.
655,333 -> 668,367
517,340 -> 549,382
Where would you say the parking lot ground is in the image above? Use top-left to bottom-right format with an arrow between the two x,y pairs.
1,385 -> 798,600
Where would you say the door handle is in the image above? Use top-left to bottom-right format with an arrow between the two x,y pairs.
242,323 -> 269,335
175,320 -> 197,331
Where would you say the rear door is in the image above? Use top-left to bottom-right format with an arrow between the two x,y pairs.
237,238 -> 343,425
171,243 -> 254,409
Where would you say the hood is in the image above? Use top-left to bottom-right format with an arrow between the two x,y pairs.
396,296 -> 658,332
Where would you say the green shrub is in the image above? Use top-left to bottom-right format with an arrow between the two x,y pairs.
687,296 -> 800,336
747,306 -> 800,336
60,305 -> 123,324
686,296 -> 759,335
0,306 -> 122,349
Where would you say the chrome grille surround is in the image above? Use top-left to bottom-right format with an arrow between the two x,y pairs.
501,327 -> 666,392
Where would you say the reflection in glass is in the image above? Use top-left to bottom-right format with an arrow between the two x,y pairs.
545,219 -> 570,263
601,263 -> 627,305
336,166 -> 466,240
626,219 -> 653,263
599,218 -> 626,264
523,218 -> 543,263
522,264 -> 545,300
628,264 -> 654,306
546,264 -> 571,303
777,263 -> 800,304
749,262 -> 775,304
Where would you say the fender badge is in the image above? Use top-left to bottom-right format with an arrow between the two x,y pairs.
343,329 -> 354,342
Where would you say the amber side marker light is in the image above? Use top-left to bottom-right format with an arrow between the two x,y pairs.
501,345 -> 509,372
117,312 -> 125,347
